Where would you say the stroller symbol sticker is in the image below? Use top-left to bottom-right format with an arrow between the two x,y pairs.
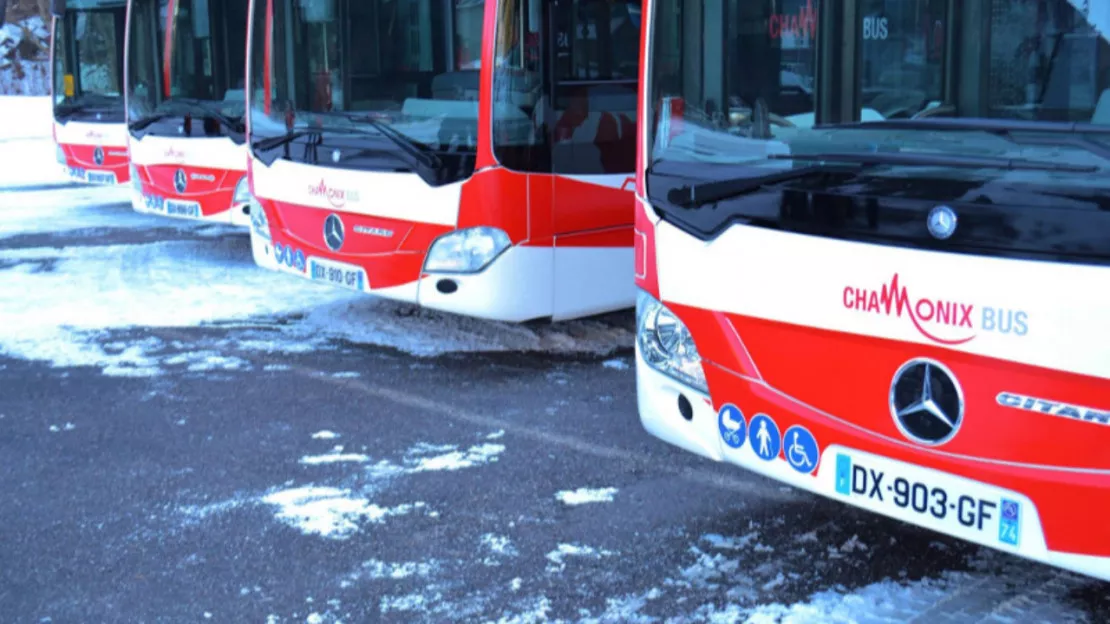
783,425 -> 819,474
717,404 -> 747,449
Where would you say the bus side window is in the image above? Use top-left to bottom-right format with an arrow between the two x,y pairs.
549,0 -> 640,175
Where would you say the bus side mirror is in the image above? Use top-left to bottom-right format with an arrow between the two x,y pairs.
50,0 -> 65,17
0,0 -> 8,27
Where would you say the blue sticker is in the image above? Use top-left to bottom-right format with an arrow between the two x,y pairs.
294,249 -> 306,272
783,425 -> 819,474
717,403 -> 746,449
748,414 -> 781,462
999,498 -> 1021,546
835,454 -> 852,495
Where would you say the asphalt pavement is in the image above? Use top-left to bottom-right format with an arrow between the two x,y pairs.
1,194 -> 1108,624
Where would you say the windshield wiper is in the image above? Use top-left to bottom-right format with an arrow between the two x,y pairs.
817,117 -> 1110,162
129,102 -> 245,135
667,164 -> 859,208
357,117 -> 442,171
252,129 -> 318,151
767,150 -> 1099,172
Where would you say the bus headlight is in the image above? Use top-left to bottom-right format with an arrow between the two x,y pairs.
637,290 -> 708,393
129,163 -> 141,191
232,175 -> 251,206
250,196 -> 271,240
55,145 -> 66,164
424,227 -> 511,273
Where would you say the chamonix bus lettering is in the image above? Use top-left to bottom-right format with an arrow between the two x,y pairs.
635,0 -> 1110,582
124,0 -> 252,227
48,0 -> 131,186
245,0 -> 641,323
842,274 -> 1029,344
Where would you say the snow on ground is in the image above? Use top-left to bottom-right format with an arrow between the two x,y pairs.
554,487 -> 619,506
0,96 -> 633,374
261,486 -> 429,540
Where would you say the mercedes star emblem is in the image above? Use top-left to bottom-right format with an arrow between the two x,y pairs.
174,169 -> 188,194
890,358 -> 964,445
927,205 -> 958,240
93,146 -> 104,166
324,214 -> 345,251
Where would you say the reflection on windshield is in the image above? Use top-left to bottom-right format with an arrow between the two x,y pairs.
650,0 -> 1110,174
249,0 -> 485,151
127,0 -> 248,124
53,3 -> 126,115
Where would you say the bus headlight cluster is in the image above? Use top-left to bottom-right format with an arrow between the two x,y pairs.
250,196 -> 271,240
232,175 -> 251,206
424,227 -> 511,273
55,145 -> 66,164
637,290 -> 708,392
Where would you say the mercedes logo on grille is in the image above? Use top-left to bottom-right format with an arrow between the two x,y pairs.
323,214 -> 345,251
927,205 -> 958,240
174,169 -> 188,194
890,358 -> 964,445
93,146 -> 104,166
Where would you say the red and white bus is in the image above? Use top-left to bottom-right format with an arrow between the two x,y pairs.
244,0 -> 641,322
635,0 -> 1110,580
46,0 -> 131,186
124,0 -> 251,226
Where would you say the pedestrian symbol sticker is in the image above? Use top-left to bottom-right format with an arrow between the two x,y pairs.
783,425 -> 819,474
718,404 -> 746,449
748,414 -> 780,462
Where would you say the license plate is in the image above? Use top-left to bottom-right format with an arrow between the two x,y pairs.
165,199 -> 200,218
833,449 -> 1023,548
68,167 -> 87,181
86,171 -> 117,185
308,258 -> 367,292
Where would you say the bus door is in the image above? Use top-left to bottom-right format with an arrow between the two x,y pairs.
549,0 -> 640,314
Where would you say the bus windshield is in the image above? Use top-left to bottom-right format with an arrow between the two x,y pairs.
127,0 -> 248,130
249,0 -> 486,151
648,0 -> 1110,185
53,0 -> 127,121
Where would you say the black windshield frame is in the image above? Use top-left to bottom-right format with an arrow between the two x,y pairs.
126,0 -> 248,142
53,5 -> 128,123
643,0 -> 1110,266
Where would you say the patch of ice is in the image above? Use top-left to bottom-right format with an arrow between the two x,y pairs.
331,371 -> 360,378
602,358 -> 629,370
380,593 -> 430,613
264,363 -> 292,372
545,543 -> 617,573
555,487 -> 618,506
405,443 -> 505,473
305,614 -> 323,624
492,597 -> 552,624
510,578 -> 523,592
486,429 -> 506,440
703,532 -> 759,550
261,486 -> 424,539
480,533 -> 519,566
299,453 -> 370,465
353,559 -> 437,581
311,430 -> 340,440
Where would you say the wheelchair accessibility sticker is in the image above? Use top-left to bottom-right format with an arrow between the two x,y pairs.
783,425 -> 819,475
